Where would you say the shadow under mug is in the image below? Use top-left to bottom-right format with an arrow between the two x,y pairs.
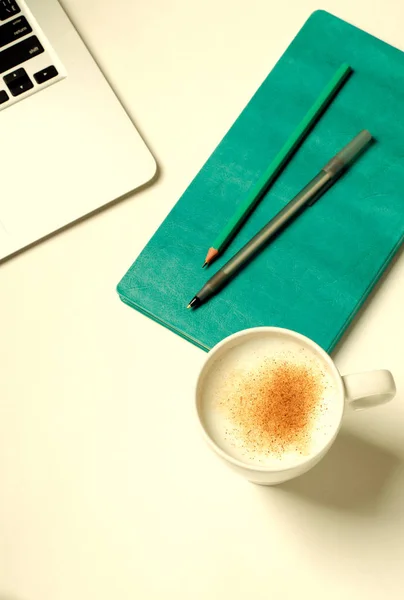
195,327 -> 396,485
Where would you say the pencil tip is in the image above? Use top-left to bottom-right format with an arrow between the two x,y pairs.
205,247 -> 219,265
202,261 -> 207,268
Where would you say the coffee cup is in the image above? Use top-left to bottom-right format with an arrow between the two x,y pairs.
195,327 -> 396,485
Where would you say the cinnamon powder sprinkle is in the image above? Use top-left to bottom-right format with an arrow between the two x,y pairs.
217,358 -> 326,458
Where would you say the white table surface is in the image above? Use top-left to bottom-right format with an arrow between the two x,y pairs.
1,1 -> 403,598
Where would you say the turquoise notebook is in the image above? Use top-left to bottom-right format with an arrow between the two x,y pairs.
117,10 -> 404,352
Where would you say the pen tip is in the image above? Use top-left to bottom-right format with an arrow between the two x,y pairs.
187,296 -> 201,310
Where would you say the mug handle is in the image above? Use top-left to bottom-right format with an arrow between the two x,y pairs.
342,370 -> 396,410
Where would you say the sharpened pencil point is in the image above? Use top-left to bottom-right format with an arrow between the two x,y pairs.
202,261 -> 207,268
204,247 -> 219,266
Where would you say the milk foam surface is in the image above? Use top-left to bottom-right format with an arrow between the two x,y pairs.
198,333 -> 341,468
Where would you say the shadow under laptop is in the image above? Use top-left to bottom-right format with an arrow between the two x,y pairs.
275,430 -> 401,515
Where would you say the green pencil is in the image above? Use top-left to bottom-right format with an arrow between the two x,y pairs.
203,62 -> 353,266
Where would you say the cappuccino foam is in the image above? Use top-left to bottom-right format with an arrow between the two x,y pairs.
199,333 -> 340,469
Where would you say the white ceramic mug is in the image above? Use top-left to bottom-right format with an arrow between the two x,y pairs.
195,327 -> 396,485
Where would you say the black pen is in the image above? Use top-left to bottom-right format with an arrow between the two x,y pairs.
188,130 -> 372,309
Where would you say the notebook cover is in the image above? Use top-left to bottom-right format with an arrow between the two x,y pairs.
117,10 -> 404,352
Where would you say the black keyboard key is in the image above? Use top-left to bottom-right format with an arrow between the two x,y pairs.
0,35 -> 43,74
8,76 -> 33,96
34,65 -> 58,84
0,1 -> 20,21
0,88 -> 8,103
0,16 -> 32,49
4,66 -> 32,95
3,65 -> 24,83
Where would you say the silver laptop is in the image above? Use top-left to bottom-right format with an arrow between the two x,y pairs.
0,0 -> 156,260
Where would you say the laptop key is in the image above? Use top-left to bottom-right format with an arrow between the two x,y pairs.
0,16 -> 32,49
0,89 -> 8,103
4,66 -> 32,95
0,35 -> 44,74
34,65 -> 58,84
0,1 -> 20,22
4,65 -> 25,83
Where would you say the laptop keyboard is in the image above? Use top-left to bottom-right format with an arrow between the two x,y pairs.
0,1 -> 20,21
0,0 -> 65,111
